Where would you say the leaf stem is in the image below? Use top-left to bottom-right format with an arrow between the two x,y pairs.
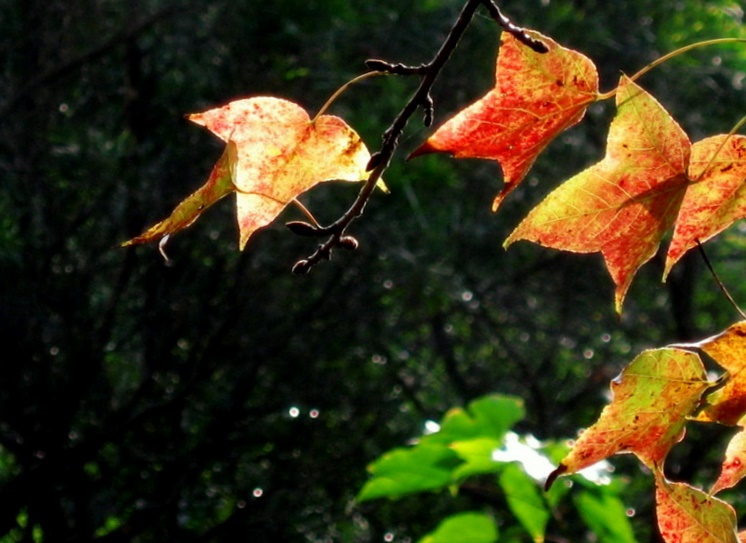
291,198 -> 321,228
596,37 -> 746,101
697,240 -> 746,320
312,71 -> 383,122
691,113 -> 746,183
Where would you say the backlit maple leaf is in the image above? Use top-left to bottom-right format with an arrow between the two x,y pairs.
545,348 -> 709,489
665,135 -> 746,277
656,476 -> 739,543
694,321 -> 746,425
124,97 -> 375,251
410,30 -> 598,211
191,97 -> 375,249
505,76 -> 690,312
711,426 -> 746,495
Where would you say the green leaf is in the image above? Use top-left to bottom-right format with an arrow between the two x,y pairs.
357,444 -> 460,501
417,512 -> 498,543
499,463 -> 550,543
468,395 -> 525,438
450,438 -> 503,481
428,395 -> 525,445
574,489 -> 638,543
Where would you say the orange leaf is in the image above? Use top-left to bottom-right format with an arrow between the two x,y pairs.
711,426 -> 746,495
505,76 -> 690,312
656,477 -> 738,543
545,348 -> 708,489
409,31 -> 598,211
122,141 -> 237,249
665,135 -> 746,278
694,322 -> 746,425
189,97 -> 375,249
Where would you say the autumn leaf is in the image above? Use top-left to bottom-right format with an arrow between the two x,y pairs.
193,96 -> 380,249
694,321 -> 746,425
409,30 -> 598,211
505,76 -> 690,312
545,348 -> 709,490
125,96 -> 378,251
656,476 -> 738,543
711,426 -> 746,495
664,135 -> 746,278
122,141 -> 237,251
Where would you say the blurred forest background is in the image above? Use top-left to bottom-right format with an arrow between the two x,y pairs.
2,0 -> 746,541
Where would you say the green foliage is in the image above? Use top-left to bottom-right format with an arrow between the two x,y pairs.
359,394 -> 637,543
417,512 -> 498,543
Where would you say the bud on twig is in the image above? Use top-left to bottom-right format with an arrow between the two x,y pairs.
292,259 -> 312,274
338,236 -> 359,251
286,221 -> 321,237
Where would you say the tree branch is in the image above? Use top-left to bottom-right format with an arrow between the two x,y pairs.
293,0 -> 543,273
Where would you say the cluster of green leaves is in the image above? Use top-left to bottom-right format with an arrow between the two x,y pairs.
357,394 -> 636,543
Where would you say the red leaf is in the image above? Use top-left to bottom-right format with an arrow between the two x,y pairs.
665,135 -> 746,277
410,31 -> 598,211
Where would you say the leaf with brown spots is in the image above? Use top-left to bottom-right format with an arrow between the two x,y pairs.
694,322 -> 746,425
545,348 -> 709,490
505,76 -> 690,312
656,476 -> 739,543
409,30 -> 598,211
711,425 -> 746,495
125,97 -> 378,251
664,135 -> 746,278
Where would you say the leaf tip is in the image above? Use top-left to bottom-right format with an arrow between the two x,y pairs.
544,463 -> 567,491
407,141 -> 438,161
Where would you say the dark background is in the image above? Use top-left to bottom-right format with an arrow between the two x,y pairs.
2,0 -> 746,541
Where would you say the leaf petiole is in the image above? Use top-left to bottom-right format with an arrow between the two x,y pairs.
312,71 -> 384,122
696,241 -> 746,320
597,37 -> 746,101
691,113 -> 746,183
291,198 -> 321,228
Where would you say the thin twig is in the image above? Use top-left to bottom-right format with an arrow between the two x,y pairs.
296,0 -> 487,272
481,0 -> 548,53
596,37 -> 746,101
312,71 -> 383,121
294,0 -> 546,273
697,240 -> 746,319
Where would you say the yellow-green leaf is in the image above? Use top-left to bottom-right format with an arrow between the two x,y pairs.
189,97 -> 375,249
546,348 -> 709,488
505,76 -> 690,312
656,476 -> 738,543
122,141 -> 237,249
